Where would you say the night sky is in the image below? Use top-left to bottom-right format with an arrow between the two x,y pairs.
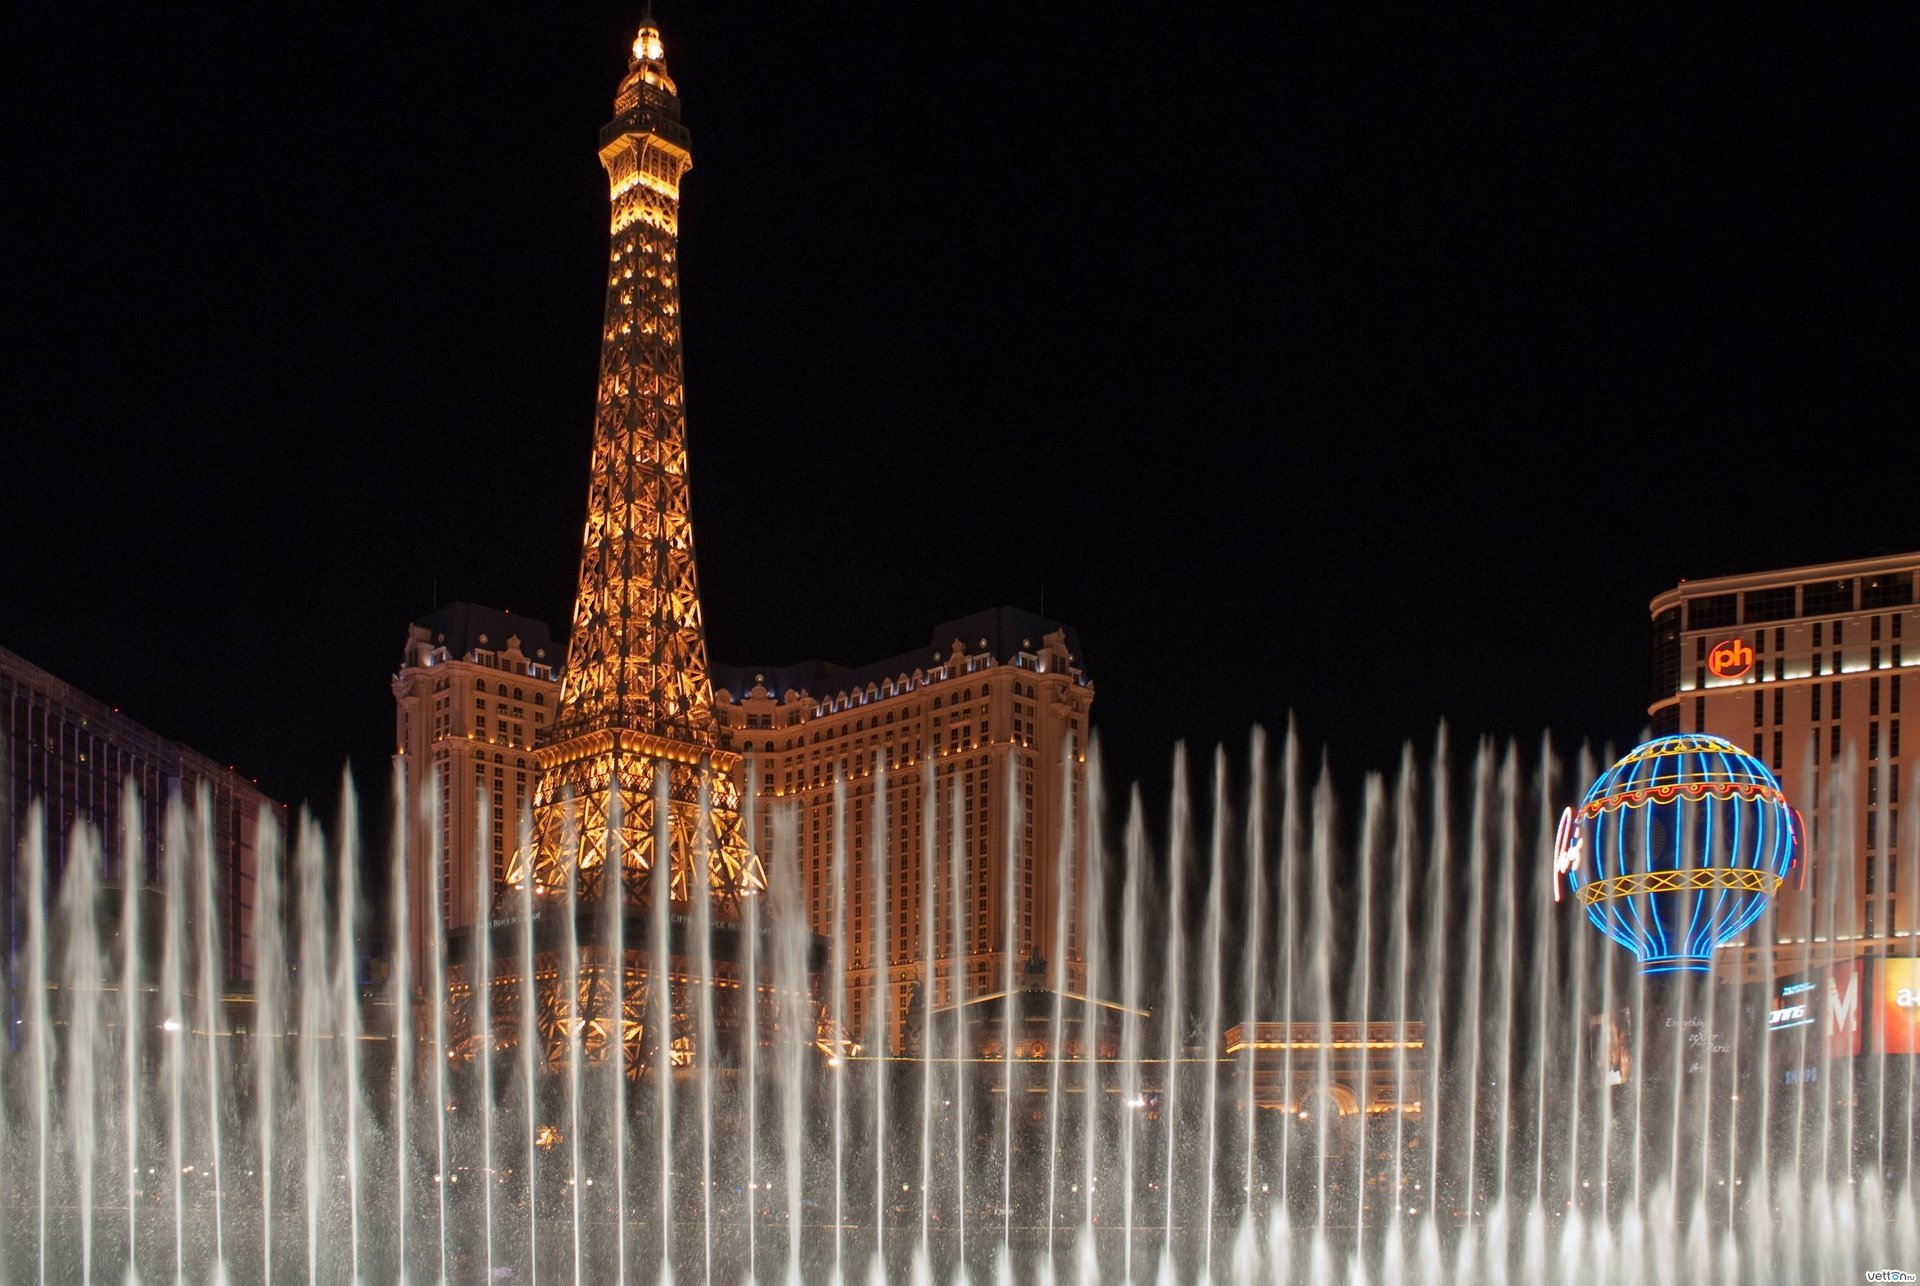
3,7 -> 1911,820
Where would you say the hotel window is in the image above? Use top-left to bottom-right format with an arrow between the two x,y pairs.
1747,586 -> 1796,623
1873,616 -> 1883,642
1872,680 -> 1882,716
1864,573 -> 1916,610
1814,622 -> 1824,647
1832,725 -> 1842,759
1874,647 -> 1884,670
1775,627 -> 1787,652
1689,594 -> 1738,630
1694,697 -> 1705,731
1750,689 -> 1762,730
1870,723 -> 1880,760
1805,580 -> 1854,616
1812,686 -> 1823,721
1774,689 -> 1784,726
1836,620 -> 1847,645
1894,677 -> 1904,714
1894,720 -> 1902,758
1772,731 -> 1783,770
1834,683 -> 1843,719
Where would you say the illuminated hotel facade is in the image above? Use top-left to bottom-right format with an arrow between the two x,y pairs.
2,642 -> 279,987
1649,551 -> 1919,979
390,602 -> 560,972
713,607 -> 1094,1050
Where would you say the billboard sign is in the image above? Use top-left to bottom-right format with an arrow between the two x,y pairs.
1881,958 -> 1920,1056
1769,961 -> 1862,1060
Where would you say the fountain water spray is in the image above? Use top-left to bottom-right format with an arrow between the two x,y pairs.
1,727 -> 1913,1284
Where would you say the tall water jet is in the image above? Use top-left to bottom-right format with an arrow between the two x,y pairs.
19,805 -> 49,1286
917,766 -> 936,1275
59,817 -> 100,1282
998,755 -> 1016,1269
475,782 -> 498,1284
388,765 -> 411,1282
743,800 -> 763,1285
830,775 -> 849,1279
161,802 -> 189,1279
772,805 -> 805,1286
517,809 -> 540,1278
1077,738 -> 1107,1285
1118,790 -> 1146,1285
253,800 -> 285,1281
947,781 -> 969,1281
1044,752 -> 1073,1264
121,781 -> 146,1279
295,812 -> 328,1283
428,788 -> 453,1283
1158,744 -> 1190,1277
868,753 -> 890,1283
333,779 -> 359,1282
564,803 -> 585,1286
692,776 -> 720,1284
606,786 -> 628,1286
650,773 -> 676,1281
1197,749 -> 1228,1280
1233,729 -> 1270,1280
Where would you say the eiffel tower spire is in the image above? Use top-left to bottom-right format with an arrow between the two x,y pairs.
510,17 -> 764,908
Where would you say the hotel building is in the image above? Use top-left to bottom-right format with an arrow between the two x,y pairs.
2,642 -> 279,987
713,606 -> 1094,1050
390,602 -> 560,971
1649,551 -> 1919,978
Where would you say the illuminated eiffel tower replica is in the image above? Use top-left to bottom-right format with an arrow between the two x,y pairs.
461,17 -> 795,1078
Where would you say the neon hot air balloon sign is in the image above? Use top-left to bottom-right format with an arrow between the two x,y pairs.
1554,734 -> 1800,974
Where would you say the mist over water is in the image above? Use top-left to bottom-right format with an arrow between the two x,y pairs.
3,727 -> 1915,1283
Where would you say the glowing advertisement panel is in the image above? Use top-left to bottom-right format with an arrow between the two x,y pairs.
1881,958 -> 1920,1056
1768,961 -> 1863,1060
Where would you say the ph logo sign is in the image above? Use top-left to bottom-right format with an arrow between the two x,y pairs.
1707,637 -> 1754,680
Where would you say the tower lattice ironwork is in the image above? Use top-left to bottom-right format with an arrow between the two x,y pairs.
506,19 -> 764,910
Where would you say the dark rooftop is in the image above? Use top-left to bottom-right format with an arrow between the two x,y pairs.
714,606 -> 1086,703
410,602 -> 558,665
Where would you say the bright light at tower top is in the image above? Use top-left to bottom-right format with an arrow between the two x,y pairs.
633,23 -> 666,65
